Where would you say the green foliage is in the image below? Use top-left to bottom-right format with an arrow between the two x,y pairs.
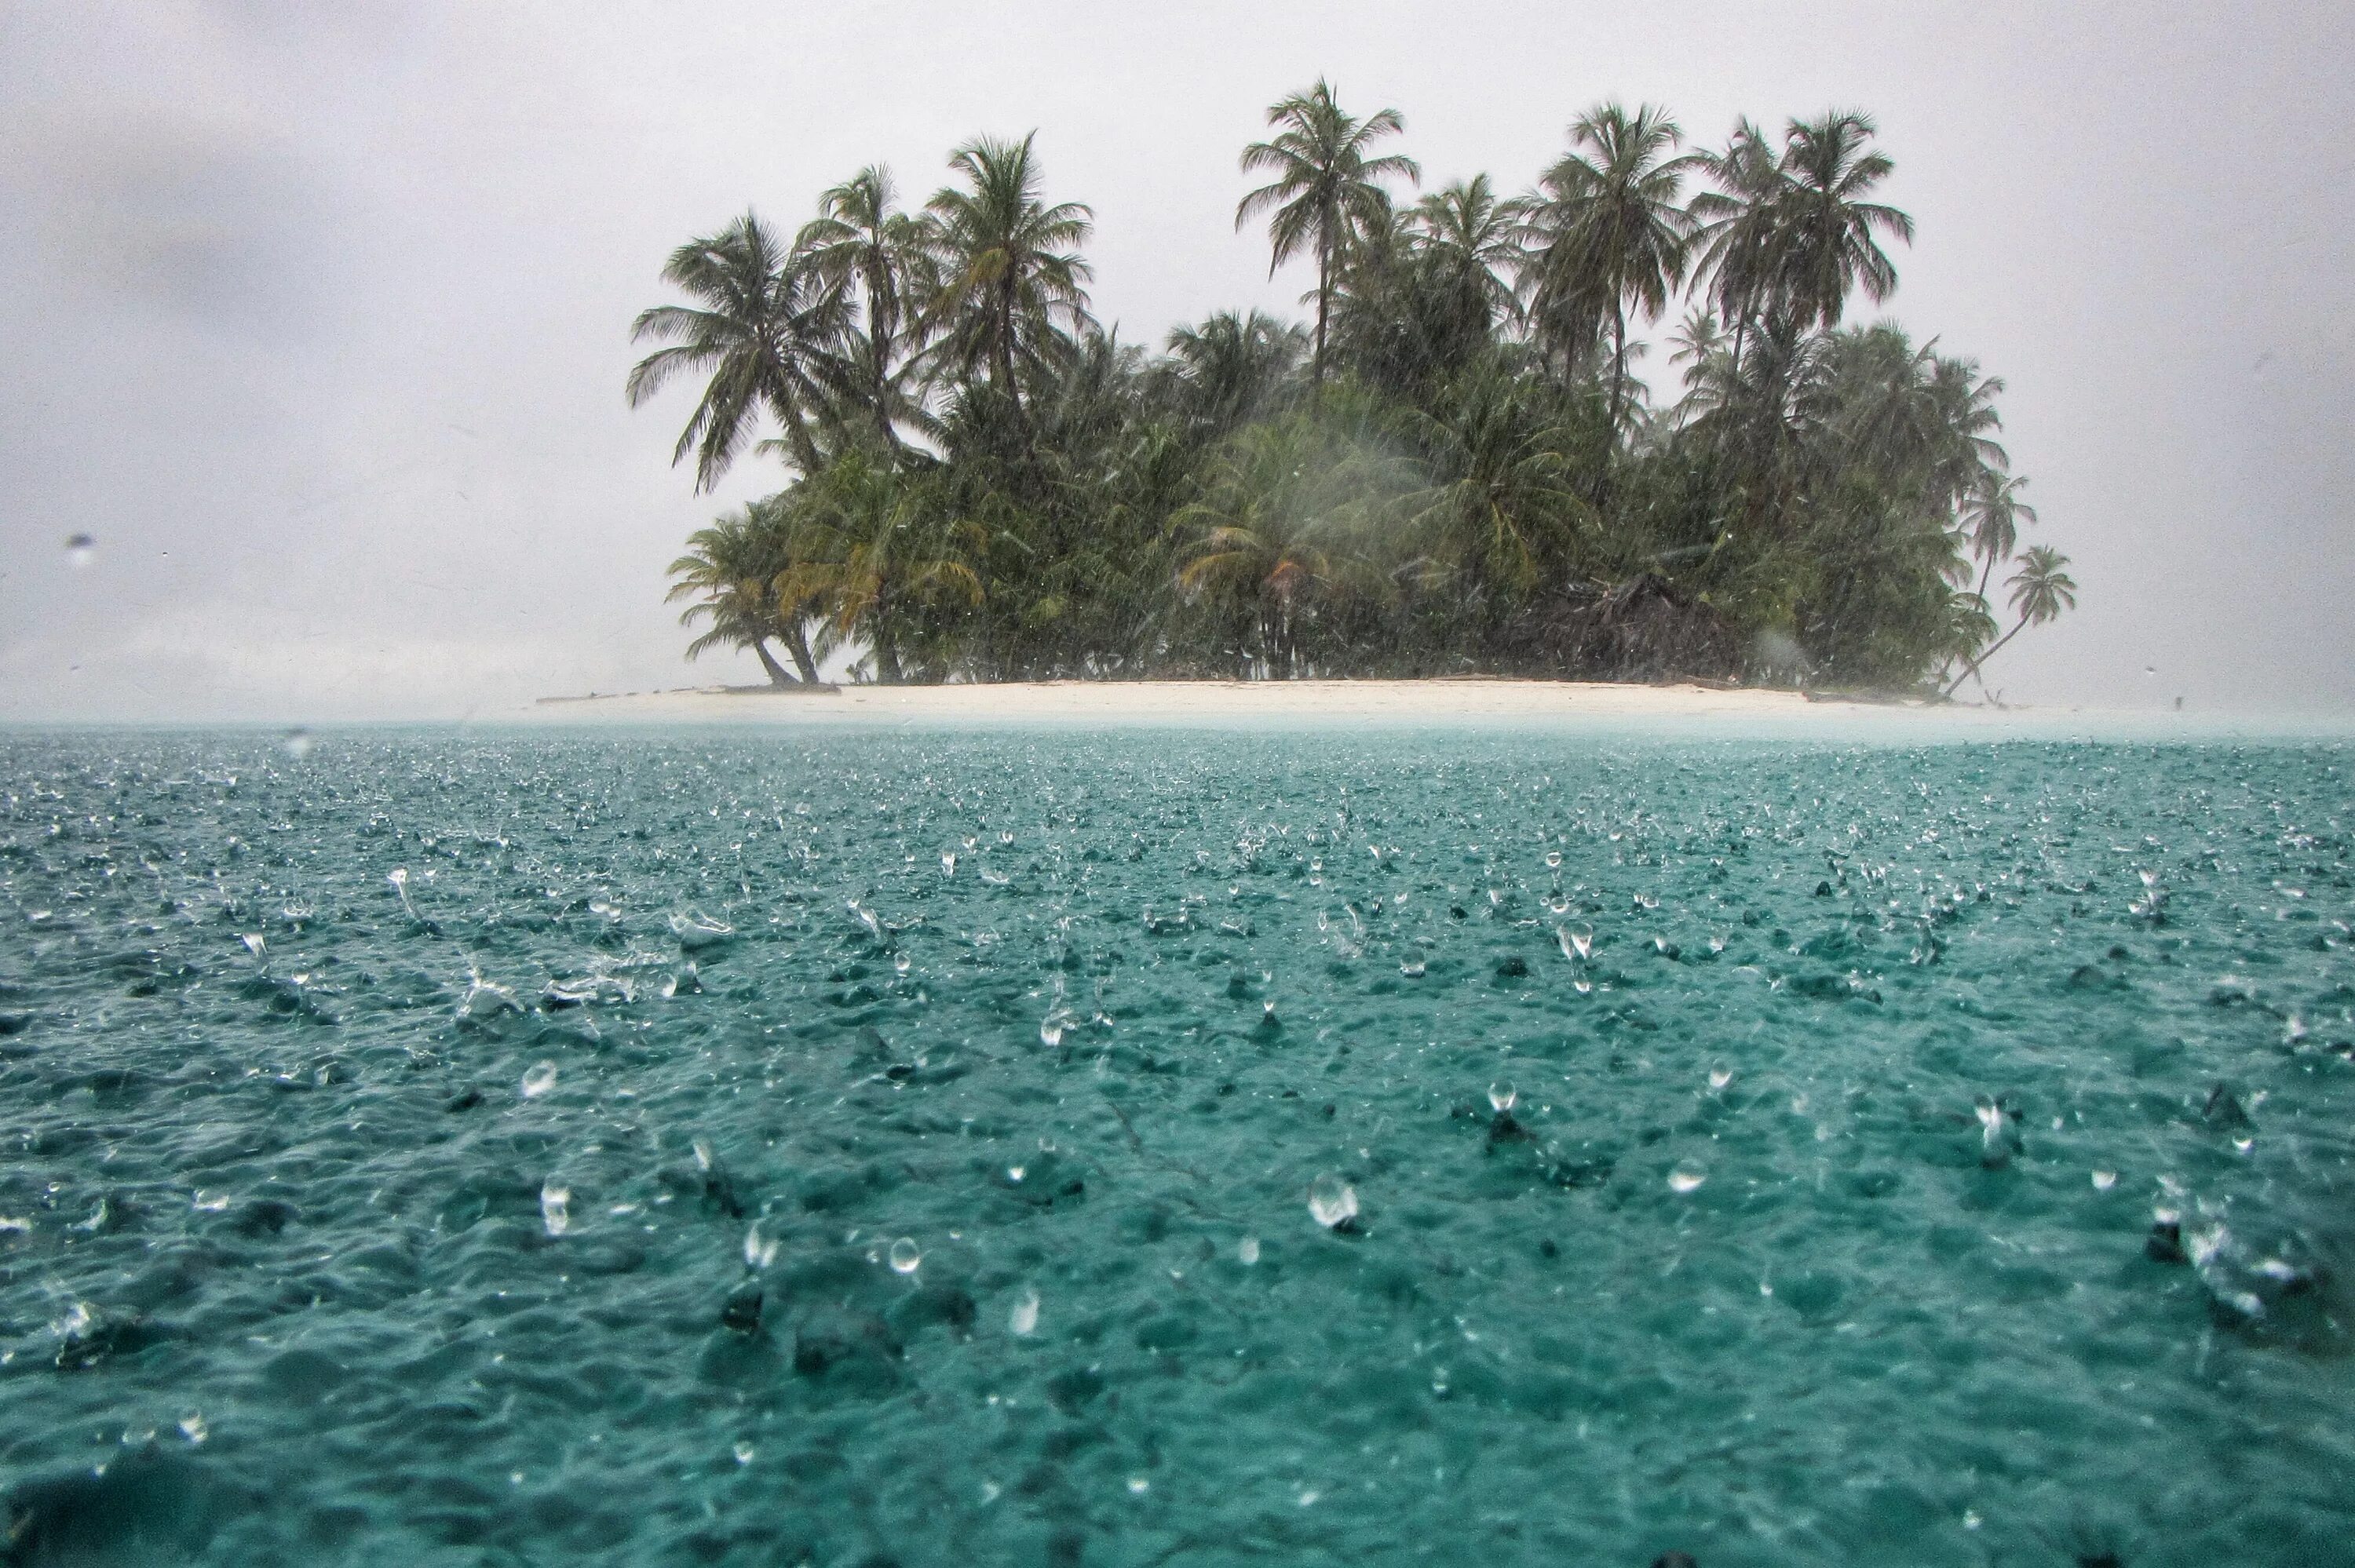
634,90 -> 2077,695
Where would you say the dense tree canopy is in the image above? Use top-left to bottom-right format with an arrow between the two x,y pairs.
640,87 -> 2074,693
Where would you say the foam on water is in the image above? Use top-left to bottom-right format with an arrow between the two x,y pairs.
1,727 -> 2351,1565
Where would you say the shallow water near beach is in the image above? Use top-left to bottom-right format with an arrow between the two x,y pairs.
3,727 -> 2351,1566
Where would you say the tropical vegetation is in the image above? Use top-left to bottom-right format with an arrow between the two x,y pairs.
637,84 -> 2074,692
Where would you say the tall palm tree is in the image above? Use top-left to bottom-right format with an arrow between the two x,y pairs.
797,166 -> 937,453
1774,111 -> 1914,334
1522,104 -> 1698,435
923,133 -> 1095,418
1688,118 -> 1787,369
1236,79 -> 1419,389
627,212 -> 846,486
665,503 -> 819,684
1941,545 -> 2076,696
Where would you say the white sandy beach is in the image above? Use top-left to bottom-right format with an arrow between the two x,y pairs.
520,678 -> 2196,737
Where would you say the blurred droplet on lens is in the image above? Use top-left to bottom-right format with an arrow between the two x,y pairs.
64,533 -> 96,567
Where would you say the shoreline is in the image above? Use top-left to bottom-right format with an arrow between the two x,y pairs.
513,677 -> 2254,738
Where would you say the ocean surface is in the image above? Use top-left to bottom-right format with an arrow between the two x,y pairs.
2,727 -> 2350,1567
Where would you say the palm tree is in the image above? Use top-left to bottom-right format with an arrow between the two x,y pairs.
666,503 -> 819,684
1960,469 -> 2036,600
1409,175 -> 1526,334
1158,309 -> 1307,435
772,454 -> 984,684
1522,104 -> 1698,435
797,166 -> 937,453
1403,363 -> 1586,621
1941,545 -> 2076,696
923,133 -> 1094,418
1236,79 -> 1419,389
1774,111 -> 1914,334
627,212 -> 846,486
1688,119 -> 1787,369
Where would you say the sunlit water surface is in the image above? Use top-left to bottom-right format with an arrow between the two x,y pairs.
3,729 -> 2351,1566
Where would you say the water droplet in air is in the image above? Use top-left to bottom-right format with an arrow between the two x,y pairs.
1010,1285 -> 1040,1336
539,1181 -> 571,1237
1565,924 -> 1594,961
1545,851 -> 1562,869
1127,1476 -> 1150,1495
1708,1063 -> 1733,1091
1668,1163 -> 1707,1194
1307,1173 -> 1358,1229
692,1138 -> 714,1171
743,1222 -> 779,1270
1006,1164 -> 1025,1183
1399,959 -> 1426,978
732,1442 -> 755,1465
65,534 -> 96,567
1238,1236 -> 1261,1265
888,1236 -> 921,1274
2092,1170 -> 2117,1191
177,1411 -> 207,1444
941,852 -> 956,876
1039,1019 -> 1064,1048
520,1061 -> 557,1099
1488,1081 -> 1517,1113
240,932 -> 266,959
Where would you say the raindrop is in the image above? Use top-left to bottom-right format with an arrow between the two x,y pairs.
1544,851 -> 1562,870
1006,1165 -> 1025,1183
1039,1019 -> 1064,1048
1399,959 -> 1426,979
520,1060 -> 558,1099
539,1181 -> 571,1238
1667,1163 -> 1707,1194
2092,1170 -> 2118,1191
743,1222 -> 780,1270
732,1442 -> 755,1466
240,932 -> 266,960
1708,1063 -> 1733,1091
941,852 -> 957,876
177,1411 -> 207,1445
1238,1236 -> 1261,1265
64,533 -> 96,567
888,1236 -> 922,1274
1562,924 -> 1594,961
1010,1285 -> 1040,1336
692,1138 -> 714,1172
1307,1173 -> 1359,1230
1488,1081 -> 1517,1113
1127,1477 -> 1150,1496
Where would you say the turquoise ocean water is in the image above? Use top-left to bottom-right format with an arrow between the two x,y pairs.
2,727 -> 2350,1566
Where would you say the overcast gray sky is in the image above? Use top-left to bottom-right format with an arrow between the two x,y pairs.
2,1 -> 2350,720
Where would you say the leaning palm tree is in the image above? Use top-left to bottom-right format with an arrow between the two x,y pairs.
922,133 -> 1094,418
1236,79 -> 1419,389
1941,545 -> 2076,697
665,502 -> 818,684
1521,104 -> 1698,435
1773,111 -> 1914,334
627,212 -> 847,486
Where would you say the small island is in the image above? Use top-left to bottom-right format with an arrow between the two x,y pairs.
632,83 -> 2075,700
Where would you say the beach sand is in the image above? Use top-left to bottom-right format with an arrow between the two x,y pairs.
522,678 -> 2166,736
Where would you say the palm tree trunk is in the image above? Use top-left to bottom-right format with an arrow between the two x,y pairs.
1942,614 -> 2025,698
1313,245 -> 1331,390
780,619 -> 820,684
1609,302 -> 1630,437
871,600 -> 904,685
748,637 -> 797,687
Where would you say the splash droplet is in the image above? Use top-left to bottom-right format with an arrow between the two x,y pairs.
1307,1173 -> 1358,1229
1708,1063 -> 1733,1091
539,1180 -> 571,1237
1667,1163 -> 1707,1194
888,1236 -> 921,1274
2092,1170 -> 2117,1191
743,1222 -> 779,1270
1488,1081 -> 1517,1113
520,1060 -> 558,1099
1544,850 -> 1562,870
177,1410 -> 207,1444
1010,1285 -> 1040,1336
1238,1236 -> 1261,1265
